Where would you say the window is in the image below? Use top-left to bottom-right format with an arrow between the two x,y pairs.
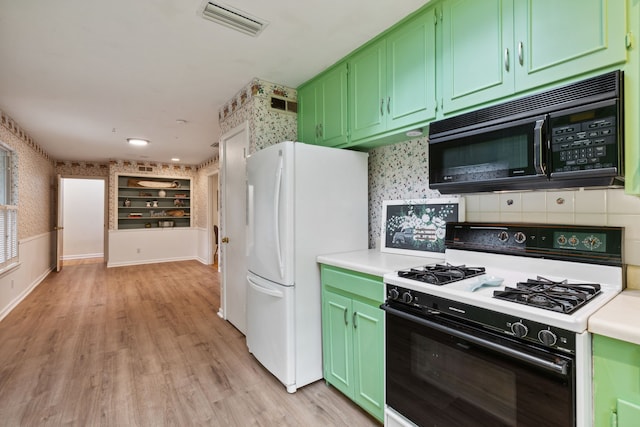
0,142 -> 17,270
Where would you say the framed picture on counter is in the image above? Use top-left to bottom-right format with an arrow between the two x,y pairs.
380,197 -> 465,257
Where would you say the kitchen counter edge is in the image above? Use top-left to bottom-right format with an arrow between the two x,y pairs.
317,249 -> 441,277
588,289 -> 640,346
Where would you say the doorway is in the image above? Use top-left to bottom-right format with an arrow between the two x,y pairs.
208,171 -> 219,268
61,177 -> 106,265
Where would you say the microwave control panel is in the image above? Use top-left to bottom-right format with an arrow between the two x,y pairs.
549,102 -> 619,174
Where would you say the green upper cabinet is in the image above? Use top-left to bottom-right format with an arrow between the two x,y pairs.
349,8 -> 437,142
297,62 -> 348,147
441,0 -> 514,114
441,0 -> 627,115
349,39 -> 387,141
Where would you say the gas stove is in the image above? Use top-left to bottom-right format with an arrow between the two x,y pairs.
385,223 -> 624,334
383,223 -> 624,427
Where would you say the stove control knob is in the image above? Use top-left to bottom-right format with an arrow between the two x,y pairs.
498,231 -> 509,242
402,291 -> 414,304
538,329 -> 558,347
388,288 -> 399,300
511,322 -> 528,338
514,232 -> 527,244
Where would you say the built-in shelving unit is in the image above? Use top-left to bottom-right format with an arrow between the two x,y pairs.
117,175 -> 191,230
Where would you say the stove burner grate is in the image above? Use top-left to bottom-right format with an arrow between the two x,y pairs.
493,276 -> 601,314
397,263 -> 486,285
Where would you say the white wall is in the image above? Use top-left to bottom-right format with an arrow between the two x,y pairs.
0,233 -> 52,321
108,228 -> 198,267
62,178 -> 104,259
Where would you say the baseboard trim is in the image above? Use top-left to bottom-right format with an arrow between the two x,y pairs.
0,266 -> 53,322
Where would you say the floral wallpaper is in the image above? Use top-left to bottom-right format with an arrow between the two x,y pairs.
219,78 -> 297,155
0,110 -> 54,240
368,136 -> 440,249
195,161 -> 218,229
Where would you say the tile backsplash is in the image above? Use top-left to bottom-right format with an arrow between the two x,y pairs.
368,137 -> 640,269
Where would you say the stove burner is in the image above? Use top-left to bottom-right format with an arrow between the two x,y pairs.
493,276 -> 601,314
397,263 -> 486,285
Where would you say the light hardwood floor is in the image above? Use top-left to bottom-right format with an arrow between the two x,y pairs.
0,261 -> 380,426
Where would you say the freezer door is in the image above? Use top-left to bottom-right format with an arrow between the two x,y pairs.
246,272 -> 296,392
247,142 -> 294,286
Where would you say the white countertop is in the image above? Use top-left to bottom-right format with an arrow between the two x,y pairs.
317,249 -> 442,277
588,289 -> 640,346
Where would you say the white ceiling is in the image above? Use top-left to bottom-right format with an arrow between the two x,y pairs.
0,0 -> 428,165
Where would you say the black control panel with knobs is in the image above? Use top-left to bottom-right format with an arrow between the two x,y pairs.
445,222 -> 623,266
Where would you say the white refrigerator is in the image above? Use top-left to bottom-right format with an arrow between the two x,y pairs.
246,141 -> 368,393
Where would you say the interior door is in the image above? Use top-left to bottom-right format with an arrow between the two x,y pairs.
221,122 -> 249,334
55,174 -> 64,272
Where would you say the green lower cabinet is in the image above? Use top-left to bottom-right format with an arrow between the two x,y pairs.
593,334 -> 640,427
321,265 -> 385,422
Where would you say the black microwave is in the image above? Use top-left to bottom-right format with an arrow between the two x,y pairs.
428,71 -> 624,194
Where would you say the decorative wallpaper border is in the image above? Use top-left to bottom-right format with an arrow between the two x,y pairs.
218,78 -> 296,122
0,109 -> 52,163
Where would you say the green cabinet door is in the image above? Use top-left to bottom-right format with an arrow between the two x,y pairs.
441,0 -> 514,114
297,82 -> 318,144
321,265 -> 385,422
322,289 -> 354,397
352,299 -> 384,421
318,63 -> 349,146
349,39 -> 387,141
513,0 -> 627,92
593,334 -> 640,427
386,9 -> 437,130
350,8 -> 437,142
297,62 -> 349,147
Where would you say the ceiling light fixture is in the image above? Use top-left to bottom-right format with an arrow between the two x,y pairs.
171,158 -> 180,162
199,1 -> 268,37
127,138 -> 150,146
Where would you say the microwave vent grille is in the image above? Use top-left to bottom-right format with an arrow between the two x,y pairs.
430,71 -> 621,138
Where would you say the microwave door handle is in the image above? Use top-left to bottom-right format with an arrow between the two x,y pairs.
533,118 -> 546,175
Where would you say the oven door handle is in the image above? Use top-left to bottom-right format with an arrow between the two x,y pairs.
381,304 -> 569,376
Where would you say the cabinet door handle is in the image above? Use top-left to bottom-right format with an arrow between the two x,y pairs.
380,98 -> 384,116
518,41 -> 523,66
343,308 -> 348,325
387,97 -> 391,114
315,124 -> 319,138
353,312 -> 358,329
318,123 -> 323,138
504,48 -> 510,71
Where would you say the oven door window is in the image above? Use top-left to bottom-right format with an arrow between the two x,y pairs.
386,312 -> 574,427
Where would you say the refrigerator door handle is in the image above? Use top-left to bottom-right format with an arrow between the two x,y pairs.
247,275 -> 284,298
247,184 -> 254,253
274,153 -> 285,279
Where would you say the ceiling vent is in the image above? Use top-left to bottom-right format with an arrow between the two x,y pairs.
199,1 -> 268,37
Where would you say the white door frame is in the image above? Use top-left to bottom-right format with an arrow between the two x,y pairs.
58,176 -> 108,266
219,121 -> 249,323
207,169 -> 219,267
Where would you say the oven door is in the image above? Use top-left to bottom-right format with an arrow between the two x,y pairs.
428,115 -> 548,194
383,304 -> 575,427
